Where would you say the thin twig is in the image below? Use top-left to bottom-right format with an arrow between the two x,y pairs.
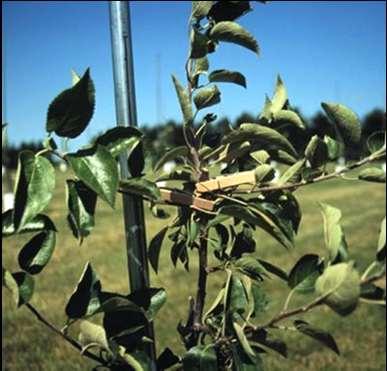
25,303 -> 103,364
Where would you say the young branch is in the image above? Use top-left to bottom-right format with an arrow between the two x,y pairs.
25,303 -> 104,365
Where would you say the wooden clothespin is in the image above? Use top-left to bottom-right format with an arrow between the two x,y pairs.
195,170 -> 256,194
160,189 -> 216,211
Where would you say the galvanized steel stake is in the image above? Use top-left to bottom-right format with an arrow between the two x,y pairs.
109,2 -> 157,366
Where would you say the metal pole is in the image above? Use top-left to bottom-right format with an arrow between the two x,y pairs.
109,2 -> 157,367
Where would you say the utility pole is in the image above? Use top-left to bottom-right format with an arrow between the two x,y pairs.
109,2 -> 157,367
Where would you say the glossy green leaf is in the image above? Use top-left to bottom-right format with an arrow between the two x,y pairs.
119,178 -> 161,201
315,262 -> 360,316
277,159 -> 305,186
358,167 -> 386,183
18,230 -> 56,275
294,320 -> 340,355
154,146 -> 189,172
377,217 -> 386,261
360,282 -> 385,301
146,288 -> 167,320
231,343 -> 264,371
65,262 -> 102,319
3,269 -> 34,307
269,149 -> 297,165
127,141 -> 145,177
13,151 -> 56,231
229,275 -> 248,315
194,85 -> 221,110
66,145 -> 118,208
71,69 -> 81,86
215,141 -> 251,164
94,127 -> 142,158
172,75 -> 193,125
192,57 -> 209,79
46,68 -> 95,138
288,254 -> 321,294
319,203 -> 349,263
271,75 -> 287,113
148,227 -> 168,274
223,123 -> 298,158
208,69 -> 246,88
321,102 -> 361,146
182,345 -> 218,371
273,109 -> 305,129
305,135 -> 329,168
209,21 -> 259,55
2,210 -> 56,237
66,180 -> 97,243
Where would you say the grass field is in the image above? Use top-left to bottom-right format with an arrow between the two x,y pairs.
2,168 -> 386,371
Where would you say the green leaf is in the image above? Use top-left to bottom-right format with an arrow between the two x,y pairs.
148,227 -> 168,274
249,328 -> 288,358
271,75 -> 287,114
219,205 -> 293,250
157,348 -> 180,370
190,29 -> 209,59
277,160 -> 305,186
194,85 -> 221,110
321,102 -> 361,146
269,149 -> 297,165
146,288 -> 167,320
250,150 -> 270,164
233,322 -> 256,361
65,262 -> 102,319
358,167 -> 386,183
272,109 -> 305,129
119,178 -> 161,201
256,259 -> 288,281
128,141 -> 145,177
231,343 -> 264,371
235,256 -> 269,282
208,69 -> 246,88
191,1 -> 213,20
208,1 -> 252,22
78,320 -> 110,351
94,127 -> 142,158
2,210 -> 56,237
254,164 -> 275,183
66,145 -> 118,208
154,146 -> 189,172
377,217 -> 386,261
66,180 -> 97,243
71,69 -> 81,86
288,254 -> 322,294
319,203 -> 349,264
13,151 -> 56,231
229,275 -> 248,315
294,320 -> 340,355
46,68 -> 95,138
223,123 -> 298,158
192,57 -> 209,79
172,75 -> 193,125
209,21 -> 259,55
182,345 -> 218,371
360,282 -> 385,301
305,135 -> 329,168
315,262 -> 360,316
324,135 -> 342,160
3,269 -> 34,307
18,230 -> 56,275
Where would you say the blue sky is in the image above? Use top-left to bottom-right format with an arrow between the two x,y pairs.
2,1 -> 386,149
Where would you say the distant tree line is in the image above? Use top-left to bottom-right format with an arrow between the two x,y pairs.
2,108 -> 385,170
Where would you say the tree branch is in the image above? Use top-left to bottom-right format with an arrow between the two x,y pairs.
25,303 -> 104,365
